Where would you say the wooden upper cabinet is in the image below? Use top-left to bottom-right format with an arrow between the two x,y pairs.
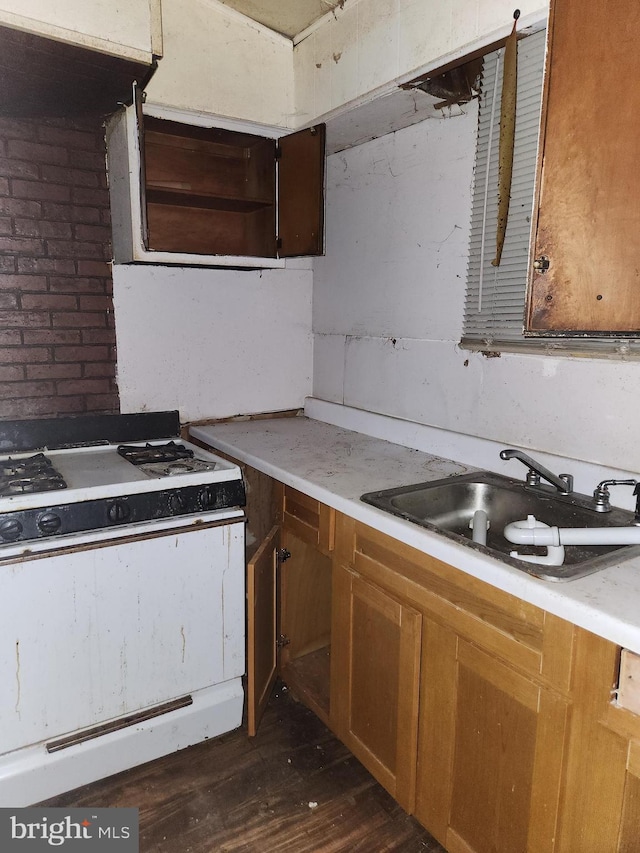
142,115 -> 325,261
143,116 -> 276,257
526,0 -> 640,334
106,105 -> 325,266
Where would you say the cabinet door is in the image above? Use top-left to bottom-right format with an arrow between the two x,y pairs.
278,125 -> 325,257
417,618 -> 569,853
247,525 -> 279,737
618,740 -> 640,852
558,630 -> 635,853
526,0 -> 640,333
331,563 -> 422,812
135,84 -> 149,251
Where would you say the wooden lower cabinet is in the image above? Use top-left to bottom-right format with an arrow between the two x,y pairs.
618,741 -> 640,852
243,483 -> 640,852
247,485 -> 334,733
331,563 -> 422,811
417,618 -> 569,853
279,525 -> 332,723
555,633 -> 640,853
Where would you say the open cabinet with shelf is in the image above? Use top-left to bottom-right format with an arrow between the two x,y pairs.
279,516 -> 333,723
106,103 -> 325,268
279,488 -> 334,721
247,486 -> 334,735
143,117 -> 277,257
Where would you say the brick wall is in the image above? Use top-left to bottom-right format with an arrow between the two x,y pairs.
0,115 -> 119,419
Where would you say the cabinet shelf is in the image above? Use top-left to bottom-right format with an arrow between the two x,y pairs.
145,186 -> 274,214
282,646 -> 331,725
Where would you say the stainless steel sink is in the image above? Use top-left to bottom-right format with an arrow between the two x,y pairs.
361,471 -> 640,581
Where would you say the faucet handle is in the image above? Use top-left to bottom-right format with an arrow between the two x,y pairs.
593,479 -> 637,512
559,473 -> 574,493
525,469 -> 541,487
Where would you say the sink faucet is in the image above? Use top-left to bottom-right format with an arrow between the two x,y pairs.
593,479 -> 640,524
499,448 -> 574,495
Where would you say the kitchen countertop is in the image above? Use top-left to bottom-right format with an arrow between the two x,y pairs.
190,416 -> 640,655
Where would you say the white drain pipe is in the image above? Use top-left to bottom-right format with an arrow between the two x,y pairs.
504,516 -> 565,566
470,509 -> 489,546
504,515 -> 640,547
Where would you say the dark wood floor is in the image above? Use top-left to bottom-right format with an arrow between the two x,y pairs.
42,685 -> 447,852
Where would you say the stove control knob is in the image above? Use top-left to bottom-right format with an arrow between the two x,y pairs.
107,500 -> 130,524
0,518 -> 23,541
169,493 -> 186,515
37,512 -> 62,535
198,487 -> 217,510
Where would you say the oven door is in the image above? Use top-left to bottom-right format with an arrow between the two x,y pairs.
0,512 -> 245,755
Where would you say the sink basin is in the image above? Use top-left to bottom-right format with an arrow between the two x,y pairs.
361,471 -> 640,581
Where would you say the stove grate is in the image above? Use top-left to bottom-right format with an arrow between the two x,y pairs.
117,441 -> 195,466
0,453 -> 67,497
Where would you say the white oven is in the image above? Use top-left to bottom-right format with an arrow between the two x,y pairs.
0,414 -> 246,806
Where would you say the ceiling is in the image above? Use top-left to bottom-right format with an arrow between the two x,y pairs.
216,0 -> 342,39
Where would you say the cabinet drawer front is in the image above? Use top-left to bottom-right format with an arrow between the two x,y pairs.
348,520 -> 573,688
283,486 -> 334,555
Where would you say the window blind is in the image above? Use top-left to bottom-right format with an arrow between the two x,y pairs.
462,29 -> 546,347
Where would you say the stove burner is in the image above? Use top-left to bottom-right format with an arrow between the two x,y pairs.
0,453 -> 67,497
117,441 -> 195,466
2,453 -> 53,478
164,461 -> 195,475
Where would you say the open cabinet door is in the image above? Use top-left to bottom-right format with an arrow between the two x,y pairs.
247,525 -> 279,737
277,124 -> 325,257
133,83 -> 150,251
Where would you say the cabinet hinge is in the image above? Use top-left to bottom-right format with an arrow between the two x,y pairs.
276,634 -> 291,648
275,144 -> 282,159
277,547 -> 291,563
275,236 -> 283,251
533,255 -> 550,274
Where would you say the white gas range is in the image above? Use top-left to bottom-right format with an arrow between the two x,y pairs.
0,413 -> 246,806
0,438 -> 245,557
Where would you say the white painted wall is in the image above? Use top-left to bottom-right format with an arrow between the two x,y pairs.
0,0 -> 160,62
110,1 -> 306,427
112,264 -> 313,423
312,110 -> 640,474
145,0 -> 294,128
293,0 -> 548,126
